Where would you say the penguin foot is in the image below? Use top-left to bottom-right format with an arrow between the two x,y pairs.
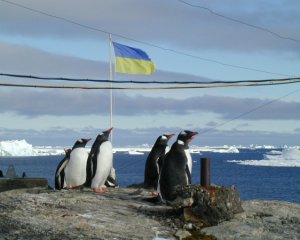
151,191 -> 159,197
92,188 -> 106,193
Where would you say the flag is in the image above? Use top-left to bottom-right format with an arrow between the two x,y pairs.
112,42 -> 156,75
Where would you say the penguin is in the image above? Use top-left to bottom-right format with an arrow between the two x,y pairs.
64,138 -> 91,189
143,134 -> 175,189
54,148 -> 71,190
158,130 -> 198,203
86,128 -> 113,193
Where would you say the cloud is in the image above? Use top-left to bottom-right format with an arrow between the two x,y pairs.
1,85 -> 300,120
0,39 -> 299,121
0,0 -> 300,53
0,42 -> 109,77
1,125 -> 299,147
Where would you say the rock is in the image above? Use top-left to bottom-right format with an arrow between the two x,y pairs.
171,184 -> 243,226
175,229 -> 192,239
0,186 -> 299,239
0,178 -> 48,192
0,187 -> 177,240
201,200 -> 300,240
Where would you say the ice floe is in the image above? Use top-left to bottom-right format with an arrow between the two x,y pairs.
228,148 -> 300,167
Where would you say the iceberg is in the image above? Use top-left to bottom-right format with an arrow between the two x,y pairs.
0,140 -> 36,157
228,148 -> 300,167
0,140 -> 65,157
195,146 -> 239,153
127,150 -> 144,155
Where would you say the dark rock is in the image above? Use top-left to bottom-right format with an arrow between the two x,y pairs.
0,178 -> 48,192
172,184 -> 243,226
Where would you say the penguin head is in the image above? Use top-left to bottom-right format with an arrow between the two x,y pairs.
155,134 -> 176,146
96,127 -> 113,142
177,130 -> 198,144
72,138 -> 91,149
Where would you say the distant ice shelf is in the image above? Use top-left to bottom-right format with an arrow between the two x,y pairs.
0,139 -> 299,157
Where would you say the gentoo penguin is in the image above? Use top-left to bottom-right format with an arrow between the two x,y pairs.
143,134 -> 175,189
55,148 -> 71,190
158,130 -> 198,203
86,128 -> 113,193
64,138 -> 91,189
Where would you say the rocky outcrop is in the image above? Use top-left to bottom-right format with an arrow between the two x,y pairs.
170,184 -> 243,226
0,187 -> 177,240
0,186 -> 299,240
202,200 -> 300,240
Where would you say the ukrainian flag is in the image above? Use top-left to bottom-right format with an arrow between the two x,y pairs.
112,42 -> 156,75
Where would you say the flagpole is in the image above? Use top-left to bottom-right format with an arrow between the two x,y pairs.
109,34 -> 113,143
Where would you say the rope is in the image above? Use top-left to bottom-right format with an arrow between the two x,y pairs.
0,79 -> 299,90
1,73 -> 300,85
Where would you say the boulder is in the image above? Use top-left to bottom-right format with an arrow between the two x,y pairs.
171,184 -> 244,226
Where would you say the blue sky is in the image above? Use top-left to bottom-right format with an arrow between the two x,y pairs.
0,0 -> 300,147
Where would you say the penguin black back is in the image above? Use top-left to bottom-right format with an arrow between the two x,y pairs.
159,142 -> 188,202
144,134 -> 175,188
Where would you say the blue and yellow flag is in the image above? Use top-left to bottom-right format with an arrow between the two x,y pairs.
112,42 -> 156,75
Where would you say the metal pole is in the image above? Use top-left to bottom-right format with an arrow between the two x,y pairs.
109,34 -> 113,143
200,158 -> 211,189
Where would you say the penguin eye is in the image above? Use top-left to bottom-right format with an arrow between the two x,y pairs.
79,139 -> 83,143
161,136 -> 167,140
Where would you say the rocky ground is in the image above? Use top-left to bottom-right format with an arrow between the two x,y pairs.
0,187 -> 299,240
202,200 -> 300,240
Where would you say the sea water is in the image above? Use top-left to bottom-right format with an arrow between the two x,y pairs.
0,149 -> 299,203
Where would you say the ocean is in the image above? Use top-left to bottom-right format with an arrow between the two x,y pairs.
0,149 -> 299,204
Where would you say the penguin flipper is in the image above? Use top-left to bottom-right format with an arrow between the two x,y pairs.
55,157 -> 69,190
185,165 -> 192,184
85,155 -> 93,187
85,139 -> 101,186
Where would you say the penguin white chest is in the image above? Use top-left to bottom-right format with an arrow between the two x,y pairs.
65,148 -> 88,188
91,141 -> 113,189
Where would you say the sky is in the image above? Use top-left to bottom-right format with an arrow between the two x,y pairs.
1,0 -> 300,147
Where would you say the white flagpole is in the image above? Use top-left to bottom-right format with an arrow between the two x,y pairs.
109,34 -> 113,143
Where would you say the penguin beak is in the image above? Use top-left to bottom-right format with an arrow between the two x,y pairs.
167,134 -> 176,140
106,127 -> 113,133
83,138 -> 92,142
103,128 -> 113,138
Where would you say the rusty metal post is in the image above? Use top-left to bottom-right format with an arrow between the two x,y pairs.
200,158 -> 211,189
